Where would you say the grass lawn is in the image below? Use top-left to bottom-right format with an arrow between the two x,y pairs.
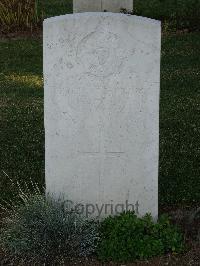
0,39 -> 44,202
41,0 -> 73,18
160,33 -> 200,207
0,32 -> 199,208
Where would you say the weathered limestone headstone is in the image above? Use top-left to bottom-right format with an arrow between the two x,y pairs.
73,0 -> 133,13
73,0 -> 101,13
44,12 -> 161,219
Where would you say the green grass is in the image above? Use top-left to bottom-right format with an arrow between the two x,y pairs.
134,0 -> 200,32
0,33 -> 200,207
1,0 -> 199,35
160,33 -> 200,206
0,40 -> 44,202
40,0 -> 200,32
40,0 -> 72,18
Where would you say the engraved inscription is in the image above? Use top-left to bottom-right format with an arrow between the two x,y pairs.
76,30 -> 125,78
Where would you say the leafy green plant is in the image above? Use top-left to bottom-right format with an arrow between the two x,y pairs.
98,211 -> 184,262
0,0 -> 42,33
0,195 -> 99,263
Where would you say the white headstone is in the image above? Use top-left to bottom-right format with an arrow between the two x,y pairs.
44,13 -> 161,219
73,0 -> 101,13
73,0 -> 133,13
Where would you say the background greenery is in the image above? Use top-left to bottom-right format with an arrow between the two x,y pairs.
42,0 -> 200,32
134,0 -> 200,32
0,0 -> 200,34
0,0 -> 41,33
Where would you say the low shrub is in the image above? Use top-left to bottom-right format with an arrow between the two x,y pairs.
0,0 -> 42,33
98,211 -> 184,262
0,195 -> 99,262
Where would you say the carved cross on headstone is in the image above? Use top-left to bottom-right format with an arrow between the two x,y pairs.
73,0 -> 133,13
80,124 -> 125,173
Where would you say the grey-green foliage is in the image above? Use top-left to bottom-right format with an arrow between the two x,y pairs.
0,195 -> 99,262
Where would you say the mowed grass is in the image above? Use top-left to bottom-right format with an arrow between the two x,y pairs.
0,40 -> 44,202
0,33 -> 200,207
160,33 -> 200,207
41,0 -> 73,18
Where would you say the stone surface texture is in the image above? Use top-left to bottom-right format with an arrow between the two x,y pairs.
73,0 -> 101,13
73,0 -> 133,13
44,13 -> 161,219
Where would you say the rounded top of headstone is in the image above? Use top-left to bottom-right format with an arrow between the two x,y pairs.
44,13 -> 161,27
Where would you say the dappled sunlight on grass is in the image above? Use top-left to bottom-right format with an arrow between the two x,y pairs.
161,68 -> 200,81
3,73 -> 43,89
